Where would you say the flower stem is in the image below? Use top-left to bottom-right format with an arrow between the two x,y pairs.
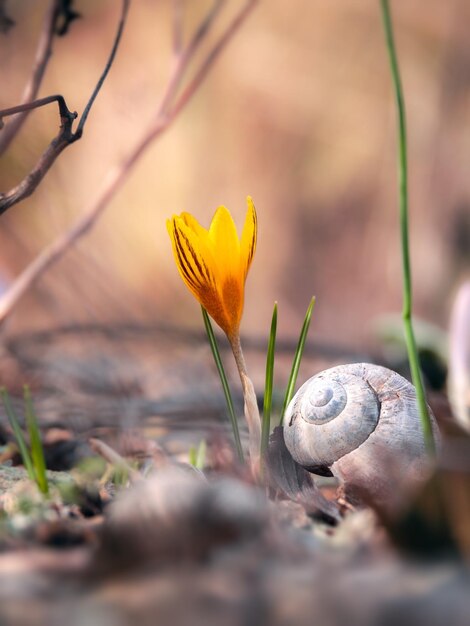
229,332 -> 261,469
380,0 -> 435,454
201,307 -> 244,462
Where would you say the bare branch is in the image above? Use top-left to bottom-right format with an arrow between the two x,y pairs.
0,0 -> 15,33
158,0 -> 226,117
0,96 -> 77,215
0,94 -> 75,123
75,0 -> 130,138
171,0 -> 257,119
0,0 -> 60,156
0,0 -> 131,216
185,0 -> 226,59
0,0 -> 259,326
54,0 -> 81,36
172,0 -> 184,55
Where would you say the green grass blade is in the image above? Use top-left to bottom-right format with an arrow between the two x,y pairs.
279,296 -> 316,425
23,385 -> 49,495
0,387 -> 35,482
201,306 -> 244,462
195,439 -> 207,470
188,446 -> 197,467
380,0 -> 435,453
189,440 -> 207,470
261,302 -> 277,456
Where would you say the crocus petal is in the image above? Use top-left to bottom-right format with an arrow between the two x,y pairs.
219,275 -> 243,338
201,280 -> 237,336
180,212 -> 210,243
240,196 -> 257,278
167,216 -> 217,294
167,216 -> 236,334
167,200 -> 258,338
209,206 -> 241,280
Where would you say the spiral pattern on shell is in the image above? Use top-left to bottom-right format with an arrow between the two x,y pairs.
283,363 -> 439,493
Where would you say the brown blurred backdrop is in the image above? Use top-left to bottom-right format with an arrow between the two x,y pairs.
1,0 -> 469,352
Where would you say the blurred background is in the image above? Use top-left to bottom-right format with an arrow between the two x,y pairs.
0,0 -> 469,435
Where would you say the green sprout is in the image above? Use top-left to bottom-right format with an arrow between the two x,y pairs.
280,296 -> 316,425
261,302 -> 277,457
189,439 -> 207,470
1,386 -> 49,495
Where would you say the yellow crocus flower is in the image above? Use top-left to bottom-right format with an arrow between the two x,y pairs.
167,197 -> 257,339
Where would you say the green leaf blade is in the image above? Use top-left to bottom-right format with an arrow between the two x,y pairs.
1,387 -> 35,482
201,306 -> 244,462
280,296 -> 316,425
195,439 -> 207,470
24,385 -> 49,495
261,302 -> 277,457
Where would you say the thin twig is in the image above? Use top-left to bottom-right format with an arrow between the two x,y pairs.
0,0 -> 60,156
172,0 -> 184,55
0,0 -> 131,216
0,96 -> 78,215
0,94 -> 75,122
88,437 -> 141,483
185,0 -> 226,60
75,0 -> 130,137
0,0 -> 15,33
172,0 -> 254,119
158,0 -> 226,117
0,0 -> 259,326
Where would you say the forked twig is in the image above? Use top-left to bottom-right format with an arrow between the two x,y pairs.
0,0 -> 59,156
0,95 -> 78,214
0,0 -> 259,326
0,0 -> 131,216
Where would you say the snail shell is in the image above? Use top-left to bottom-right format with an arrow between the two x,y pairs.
283,363 -> 440,505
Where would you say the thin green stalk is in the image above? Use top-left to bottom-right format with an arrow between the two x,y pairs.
24,385 -> 49,495
261,302 -> 277,456
280,296 -> 315,425
380,0 -> 435,453
0,387 -> 35,481
201,306 -> 244,462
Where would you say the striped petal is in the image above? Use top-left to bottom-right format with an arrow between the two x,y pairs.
167,216 -> 216,295
240,196 -> 257,278
167,216 -> 233,334
167,200 -> 258,338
